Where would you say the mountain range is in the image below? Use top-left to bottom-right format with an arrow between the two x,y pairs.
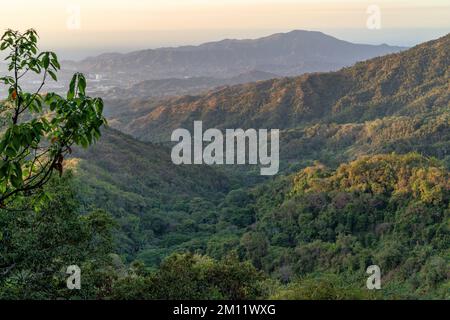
69,30 -> 405,81
68,31 -> 449,252
108,34 -> 449,144
63,32 -> 449,298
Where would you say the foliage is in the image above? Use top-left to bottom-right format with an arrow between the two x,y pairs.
110,253 -> 263,300
271,274 -> 376,300
0,29 -> 105,207
0,173 -> 115,299
1,31 -> 449,300
247,153 -> 449,299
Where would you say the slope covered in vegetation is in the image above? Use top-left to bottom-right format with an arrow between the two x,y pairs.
238,153 -> 449,298
3,34 -> 446,300
110,34 -> 448,142
70,128 -> 232,261
65,35 -> 449,299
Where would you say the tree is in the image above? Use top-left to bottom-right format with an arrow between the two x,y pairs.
110,253 -> 264,300
0,173 -> 116,299
0,29 -> 105,207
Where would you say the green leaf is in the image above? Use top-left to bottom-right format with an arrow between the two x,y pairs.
78,74 -> 87,96
42,53 -> 50,69
48,70 -> 57,81
50,52 -> 61,69
68,73 -> 77,100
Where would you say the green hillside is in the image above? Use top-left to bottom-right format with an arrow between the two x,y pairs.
242,153 -> 449,298
70,128 -> 232,260
281,110 -> 450,172
21,34 -> 448,299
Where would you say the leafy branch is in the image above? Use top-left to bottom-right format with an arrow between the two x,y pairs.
0,29 -> 106,208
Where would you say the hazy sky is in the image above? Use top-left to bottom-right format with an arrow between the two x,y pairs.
2,0 -> 449,59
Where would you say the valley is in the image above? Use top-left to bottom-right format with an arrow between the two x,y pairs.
1,27 -> 448,300
62,33 -> 449,298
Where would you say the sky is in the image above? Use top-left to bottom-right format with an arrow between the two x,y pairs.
1,0 -> 449,60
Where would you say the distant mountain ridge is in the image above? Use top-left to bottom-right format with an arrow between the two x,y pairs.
72,30 -> 405,79
110,33 -> 448,142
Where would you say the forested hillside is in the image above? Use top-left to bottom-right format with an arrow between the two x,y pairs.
70,128 -> 232,261
110,34 -> 448,143
55,34 -> 449,299
1,33 -> 448,300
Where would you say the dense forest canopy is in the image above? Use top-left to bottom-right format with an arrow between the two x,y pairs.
0,30 -> 449,299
